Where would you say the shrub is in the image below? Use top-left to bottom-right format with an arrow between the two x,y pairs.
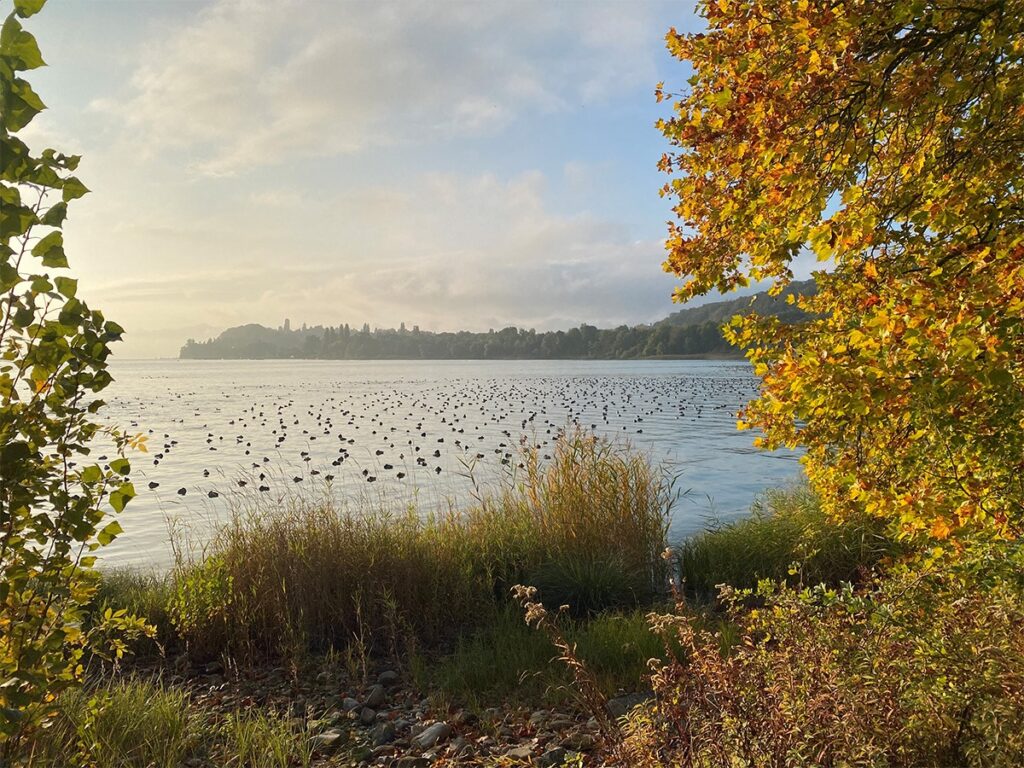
0,0 -> 146,749
623,541 -> 1024,767
676,484 -> 897,599
416,606 -> 664,707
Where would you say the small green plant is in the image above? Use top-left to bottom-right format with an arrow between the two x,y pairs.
219,710 -> 314,768
36,678 -> 204,768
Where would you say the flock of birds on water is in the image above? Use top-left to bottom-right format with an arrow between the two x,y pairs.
100,367 -> 778,517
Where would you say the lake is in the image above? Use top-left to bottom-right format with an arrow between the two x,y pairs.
98,359 -> 802,567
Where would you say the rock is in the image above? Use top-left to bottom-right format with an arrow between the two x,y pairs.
453,709 -> 478,727
310,729 -> 344,752
365,683 -> 386,708
377,669 -> 400,686
540,746 -> 569,766
394,758 -> 429,768
359,706 -> 376,725
412,721 -> 452,750
342,696 -> 361,711
529,709 -> 549,727
371,721 -> 396,746
449,736 -> 471,757
505,745 -> 534,760
562,732 -> 596,752
607,691 -> 654,719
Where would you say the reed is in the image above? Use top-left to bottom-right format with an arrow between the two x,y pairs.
168,428 -> 674,661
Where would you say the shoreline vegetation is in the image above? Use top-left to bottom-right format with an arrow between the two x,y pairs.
178,282 -> 812,361
23,432 -> 1024,766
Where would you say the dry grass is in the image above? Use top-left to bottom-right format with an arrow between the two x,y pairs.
169,428 -> 674,661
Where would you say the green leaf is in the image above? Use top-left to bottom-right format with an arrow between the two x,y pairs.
109,482 -> 135,513
109,457 -> 130,475
54,276 -> 76,298
61,176 -> 89,202
96,520 -> 123,546
40,201 -> 66,227
0,15 -> 45,70
3,87 -> 44,132
32,230 -> 67,267
14,0 -> 47,19
80,465 -> 102,484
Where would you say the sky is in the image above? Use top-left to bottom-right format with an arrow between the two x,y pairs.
23,0 -> 721,358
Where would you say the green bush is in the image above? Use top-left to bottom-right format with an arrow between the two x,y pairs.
676,484 -> 896,599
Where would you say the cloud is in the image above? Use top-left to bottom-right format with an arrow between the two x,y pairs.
102,0 -> 663,175
81,169 -> 680,356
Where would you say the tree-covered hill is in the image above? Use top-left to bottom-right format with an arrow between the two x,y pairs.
179,282 -> 813,360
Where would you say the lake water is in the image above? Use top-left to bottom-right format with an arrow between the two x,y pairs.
98,359 -> 802,567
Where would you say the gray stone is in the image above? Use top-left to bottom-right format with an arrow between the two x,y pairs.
529,709 -> 549,726
310,729 -> 344,752
364,683 -> 386,708
562,732 -> 596,752
371,721 -> 396,746
377,669 -> 400,686
412,721 -> 452,750
505,745 -> 533,760
540,746 -> 569,766
341,696 -> 360,711
394,759 -> 429,768
359,706 -> 376,725
606,691 -> 654,719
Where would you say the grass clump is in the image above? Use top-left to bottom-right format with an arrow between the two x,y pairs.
28,678 -> 204,768
26,680 -> 318,768
416,606 -> 665,707
219,710 -> 315,768
675,484 -> 895,599
167,428 -> 673,661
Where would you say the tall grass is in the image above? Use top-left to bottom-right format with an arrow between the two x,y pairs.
675,484 -> 896,599
169,429 -> 674,660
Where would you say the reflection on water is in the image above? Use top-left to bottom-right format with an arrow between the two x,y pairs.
98,359 -> 801,567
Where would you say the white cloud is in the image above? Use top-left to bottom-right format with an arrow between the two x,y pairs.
103,0 -> 662,175
78,169 -> 679,356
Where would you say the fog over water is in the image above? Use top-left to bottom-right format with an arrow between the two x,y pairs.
98,359 -> 802,567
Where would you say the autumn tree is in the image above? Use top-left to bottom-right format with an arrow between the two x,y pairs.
1,0 -> 148,752
659,0 -> 1024,542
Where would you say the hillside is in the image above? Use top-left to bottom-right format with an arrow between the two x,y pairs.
179,281 -> 816,360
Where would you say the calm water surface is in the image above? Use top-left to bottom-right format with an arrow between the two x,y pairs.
98,359 -> 802,567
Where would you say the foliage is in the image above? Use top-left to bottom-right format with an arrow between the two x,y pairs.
180,317 -> 737,360
0,0 -> 148,751
178,282 -> 812,360
658,0 -> 1024,542
623,541 -> 1024,767
169,429 -> 672,661
676,484 -> 896,599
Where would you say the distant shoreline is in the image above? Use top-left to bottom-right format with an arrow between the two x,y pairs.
173,353 -> 746,362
